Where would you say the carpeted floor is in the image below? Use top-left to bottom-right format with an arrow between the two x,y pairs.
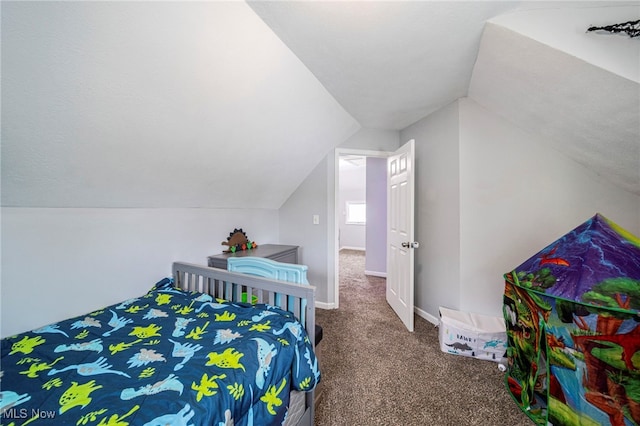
313,249 -> 532,425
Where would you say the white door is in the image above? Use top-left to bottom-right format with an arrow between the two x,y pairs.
386,139 -> 416,332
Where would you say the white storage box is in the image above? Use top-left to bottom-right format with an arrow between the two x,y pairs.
438,307 -> 507,362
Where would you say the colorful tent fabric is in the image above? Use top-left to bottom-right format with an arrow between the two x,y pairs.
503,213 -> 640,426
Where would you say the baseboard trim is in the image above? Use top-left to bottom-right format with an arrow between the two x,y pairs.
339,247 -> 365,252
316,301 -> 335,310
364,270 -> 387,278
318,299 -> 438,323
319,300 -> 438,326
415,306 -> 439,326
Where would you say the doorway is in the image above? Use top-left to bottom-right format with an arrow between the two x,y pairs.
334,148 -> 390,308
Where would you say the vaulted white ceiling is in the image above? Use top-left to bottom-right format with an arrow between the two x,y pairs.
249,0 -> 524,130
2,1 -> 639,209
249,0 -> 640,196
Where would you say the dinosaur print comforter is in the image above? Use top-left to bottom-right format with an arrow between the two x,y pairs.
1,278 -> 320,425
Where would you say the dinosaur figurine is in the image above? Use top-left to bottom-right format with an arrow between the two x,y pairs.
221,228 -> 257,253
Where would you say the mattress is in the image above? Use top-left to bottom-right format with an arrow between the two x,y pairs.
1,277 -> 320,425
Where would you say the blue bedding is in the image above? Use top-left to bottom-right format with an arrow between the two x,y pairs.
1,278 -> 320,425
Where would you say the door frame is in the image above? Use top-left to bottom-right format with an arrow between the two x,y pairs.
332,148 -> 392,309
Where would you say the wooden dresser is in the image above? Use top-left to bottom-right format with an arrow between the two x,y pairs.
207,244 -> 299,269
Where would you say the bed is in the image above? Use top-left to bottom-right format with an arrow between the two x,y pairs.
1,261 -> 320,426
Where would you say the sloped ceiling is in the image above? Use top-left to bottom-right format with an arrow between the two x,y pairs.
470,21 -> 639,196
248,0 -> 524,130
249,1 -> 640,196
1,1 -> 360,209
2,1 -> 639,210
470,5 -> 639,196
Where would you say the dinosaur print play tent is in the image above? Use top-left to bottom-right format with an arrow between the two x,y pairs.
503,213 -> 640,426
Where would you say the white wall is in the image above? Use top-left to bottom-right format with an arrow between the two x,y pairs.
400,101 -> 462,321
278,158 -> 330,303
1,208 -> 278,337
279,128 -> 399,307
401,97 -> 640,324
1,1 -> 359,210
457,97 -> 640,317
364,157 -> 388,276
338,163 -> 366,250
1,1 -> 360,338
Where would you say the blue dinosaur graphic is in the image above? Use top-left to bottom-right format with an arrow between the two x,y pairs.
194,293 -> 213,303
115,297 -> 140,310
483,339 -> 505,350
49,356 -> 130,378
54,338 -> 103,354
217,409 -> 234,426
304,347 -> 320,382
103,310 -> 133,337
251,310 -> 278,323
273,321 -> 302,340
33,324 -> 69,338
156,286 -> 184,295
247,385 -> 254,426
214,329 -> 242,345
169,339 -> 203,371
172,317 -> 195,338
195,302 -> 227,313
126,348 -> 166,368
252,337 -> 277,390
70,316 -> 102,330
0,390 -> 31,411
120,374 -> 184,400
143,308 -> 169,320
142,403 -> 195,426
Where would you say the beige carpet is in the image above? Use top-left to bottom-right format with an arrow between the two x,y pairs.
313,250 -> 532,425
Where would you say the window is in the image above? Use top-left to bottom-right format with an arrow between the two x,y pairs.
346,202 -> 366,225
